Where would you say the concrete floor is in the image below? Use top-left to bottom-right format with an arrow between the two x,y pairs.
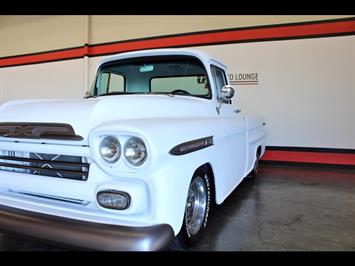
0,164 -> 354,251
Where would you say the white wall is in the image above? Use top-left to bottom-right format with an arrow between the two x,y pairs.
195,36 -> 355,149
0,59 -> 85,103
0,16 -> 87,57
0,36 -> 354,149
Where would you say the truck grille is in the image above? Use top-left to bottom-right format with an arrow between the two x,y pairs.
0,151 -> 89,181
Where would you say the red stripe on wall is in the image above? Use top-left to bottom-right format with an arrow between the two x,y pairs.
0,19 -> 355,68
0,47 -> 87,67
88,20 -> 355,56
260,150 -> 355,166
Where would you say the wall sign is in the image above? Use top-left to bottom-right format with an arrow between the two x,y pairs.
229,73 -> 259,86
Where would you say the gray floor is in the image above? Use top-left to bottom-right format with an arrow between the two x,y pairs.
0,164 -> 354,251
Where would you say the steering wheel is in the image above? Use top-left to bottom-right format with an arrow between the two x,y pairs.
170,89 -> 191,95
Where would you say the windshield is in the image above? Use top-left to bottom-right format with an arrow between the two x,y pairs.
88,55 -> 211,99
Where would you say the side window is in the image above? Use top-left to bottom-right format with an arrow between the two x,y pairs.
97,72 -> 125,94
211,65 -> 231,104
108,73 -> 125,93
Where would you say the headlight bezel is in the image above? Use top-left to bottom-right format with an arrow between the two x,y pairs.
91,131 -> 149,171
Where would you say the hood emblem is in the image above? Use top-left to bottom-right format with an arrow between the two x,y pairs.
9,125 -> 35,137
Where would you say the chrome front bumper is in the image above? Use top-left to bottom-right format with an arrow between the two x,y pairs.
0,204 -> 174,251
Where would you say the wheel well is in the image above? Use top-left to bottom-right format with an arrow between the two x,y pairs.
197,163 -> 216,206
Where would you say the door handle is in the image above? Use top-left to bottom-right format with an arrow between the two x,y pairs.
234,109 -> 241,113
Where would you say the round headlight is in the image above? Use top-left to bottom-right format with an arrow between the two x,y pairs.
124,137 -> 147,166
99,136 -> 121,163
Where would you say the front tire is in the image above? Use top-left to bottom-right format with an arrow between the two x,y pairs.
178,167 -> 211,247
247,153 -> 260,179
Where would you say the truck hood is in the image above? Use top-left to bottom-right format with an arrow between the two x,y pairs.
0,95 -> 215,142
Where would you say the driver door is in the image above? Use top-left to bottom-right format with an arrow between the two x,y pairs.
211,65 -> 248,193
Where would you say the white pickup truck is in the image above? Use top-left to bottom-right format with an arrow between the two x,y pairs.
0,48 -> 266,251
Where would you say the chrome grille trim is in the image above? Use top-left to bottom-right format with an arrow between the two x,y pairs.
8,189 -> 90,206
0,151 -> 89,181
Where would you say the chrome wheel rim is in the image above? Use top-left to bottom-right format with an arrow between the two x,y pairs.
185,176 -> 207,236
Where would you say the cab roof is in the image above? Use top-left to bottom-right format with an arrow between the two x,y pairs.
96,48 -> 226,70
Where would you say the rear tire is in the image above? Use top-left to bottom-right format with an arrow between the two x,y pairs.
176,167 -> 211,247
247,153 -> 260,179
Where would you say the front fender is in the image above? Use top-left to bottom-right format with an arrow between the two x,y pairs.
88,117 -> 231,234
148,151 -> 214,235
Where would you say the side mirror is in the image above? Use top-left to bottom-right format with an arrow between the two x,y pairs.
216,85 -> 235,115
220,85 -> 235,101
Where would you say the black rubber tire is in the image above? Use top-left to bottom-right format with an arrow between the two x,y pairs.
176,167 -> 211,247
247,156 -> 259,179
169,235 -> 188,251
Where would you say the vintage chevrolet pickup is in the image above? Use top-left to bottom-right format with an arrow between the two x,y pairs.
0,48 -> 266,251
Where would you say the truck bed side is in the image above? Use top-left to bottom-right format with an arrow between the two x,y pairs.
244,116 -> 267,176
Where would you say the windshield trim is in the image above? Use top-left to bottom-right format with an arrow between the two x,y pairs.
87,55 -> 212,100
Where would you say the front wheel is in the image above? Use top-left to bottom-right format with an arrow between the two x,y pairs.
177,167 -> 211,247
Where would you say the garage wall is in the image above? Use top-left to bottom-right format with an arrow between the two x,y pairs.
88,15 -> 353,44
0,15 -> 351,57
196,37 -> 355,149
0,16 -> 87,57
1,59 -> 85,102
0,15 -> 354,165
